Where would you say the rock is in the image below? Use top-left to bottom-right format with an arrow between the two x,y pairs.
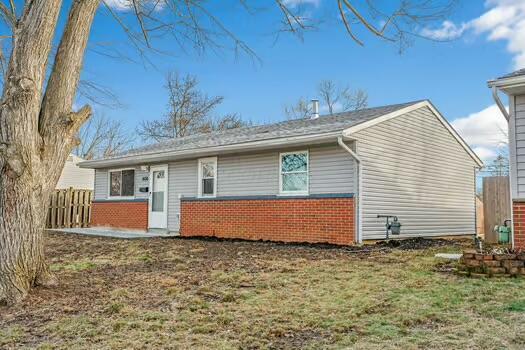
494,254 -> 517,261
465,259 -> 481,267
502,260 -> 525,269
475,253 -> 493,261
487,267 -> 506,275
483,260 -> 502,267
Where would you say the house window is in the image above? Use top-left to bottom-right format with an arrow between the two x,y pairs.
109,169 -> 135,197
280,151 -> 309,195
198,157 -> 217,197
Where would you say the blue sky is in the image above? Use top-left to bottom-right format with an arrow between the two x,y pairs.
76,0 -> 519,162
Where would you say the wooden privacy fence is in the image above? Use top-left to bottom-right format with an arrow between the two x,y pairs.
482,176 -> 510,243
47,188 -> 93,229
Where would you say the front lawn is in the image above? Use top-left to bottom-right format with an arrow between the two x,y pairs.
1,233 -> 524,349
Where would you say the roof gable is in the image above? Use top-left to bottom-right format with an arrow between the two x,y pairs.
342,100 -> 483,167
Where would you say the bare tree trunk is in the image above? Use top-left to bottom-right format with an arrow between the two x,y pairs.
0,0 -> 99,305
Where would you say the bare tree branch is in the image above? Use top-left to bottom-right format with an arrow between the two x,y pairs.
39,0 -> 99,153
285,79 -> 368,119
0,2 -> 16,29
75,113 -> 135,160
138,72 -> 248,141
284,97 -> 312,120
77,79 -> 123,109
337,0 -> 458,50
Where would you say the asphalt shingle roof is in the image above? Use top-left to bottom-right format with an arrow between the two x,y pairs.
111,100 -> 422,160
498,69 -> 525,79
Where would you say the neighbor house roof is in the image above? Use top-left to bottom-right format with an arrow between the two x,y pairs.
79,100 -> 482,168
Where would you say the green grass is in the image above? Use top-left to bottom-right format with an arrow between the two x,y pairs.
50,260 -> 97,272
1,233 -> 525,349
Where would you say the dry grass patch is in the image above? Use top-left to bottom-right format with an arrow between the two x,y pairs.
1,233 -> 524,349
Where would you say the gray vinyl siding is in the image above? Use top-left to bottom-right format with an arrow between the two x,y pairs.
94,169 -> 108,200
166,144 -> 356,231
514,94 -> 525,198
215,145 -> 355,196
93,167 -> 149,200
167,160 -> 198,231
354,106 -> 477,240
217,152 -> 279,195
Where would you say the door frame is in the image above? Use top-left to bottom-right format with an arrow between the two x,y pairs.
148,164 -> 168,229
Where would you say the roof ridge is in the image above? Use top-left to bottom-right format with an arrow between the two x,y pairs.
126,100 -> 423,156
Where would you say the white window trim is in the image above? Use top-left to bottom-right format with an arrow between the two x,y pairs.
279,150 -> 309,196
198,157 -> 218,198
107,167 -> 136,199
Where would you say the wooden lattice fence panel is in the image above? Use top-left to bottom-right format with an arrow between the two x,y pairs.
47,188 -> 92,229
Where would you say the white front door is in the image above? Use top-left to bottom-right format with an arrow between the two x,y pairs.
149,165 -> 168,229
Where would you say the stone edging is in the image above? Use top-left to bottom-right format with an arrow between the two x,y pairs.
458,250 -> 525,277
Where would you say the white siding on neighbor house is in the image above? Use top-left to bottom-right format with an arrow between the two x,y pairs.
56,155 -> 94,189
353,106 -> 477,240
93,167 -> 149,200
165,144 -> 356,231
512,94 -> 525,198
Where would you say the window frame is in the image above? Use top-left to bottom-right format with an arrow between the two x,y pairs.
198,157 -> 218,198
279,150 -> 309,196
107,168 -> 136,199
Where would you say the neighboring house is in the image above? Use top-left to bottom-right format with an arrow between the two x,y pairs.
56,154 -> 94,190
489,69 -> 525,249
79,100 -> 482,245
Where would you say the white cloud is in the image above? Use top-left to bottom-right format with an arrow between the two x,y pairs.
104,0 -> 131,11
451,104 -> 508,162
282,0 -> 321,8
473,146 -> 497,161
420,20 -> 467,40
421,0 -> 525,69
104,0 -> 165,12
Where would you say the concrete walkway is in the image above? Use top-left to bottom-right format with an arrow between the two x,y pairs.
434,253 -> 462,260
49,227 -> 175,239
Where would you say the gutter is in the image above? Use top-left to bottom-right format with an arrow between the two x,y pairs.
337,136 -> 362,244
79,131 -> 343,169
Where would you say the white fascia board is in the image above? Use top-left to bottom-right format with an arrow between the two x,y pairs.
342,100 -> 484,168
488,76 -> 525,95
488,75 -> 525,89
78,131 -> 343,169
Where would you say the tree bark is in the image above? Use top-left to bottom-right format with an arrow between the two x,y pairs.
0,0 -> 99,305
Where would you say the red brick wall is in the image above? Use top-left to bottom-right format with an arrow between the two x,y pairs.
513,201 -> 525,250
180,197 -> 355,245
91,201 -> 148,231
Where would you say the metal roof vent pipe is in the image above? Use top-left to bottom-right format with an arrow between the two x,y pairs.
311,99 -> 319,119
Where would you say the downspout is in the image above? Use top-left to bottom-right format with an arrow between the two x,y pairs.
338,136 -> 362,244
492,86 -> 510,121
